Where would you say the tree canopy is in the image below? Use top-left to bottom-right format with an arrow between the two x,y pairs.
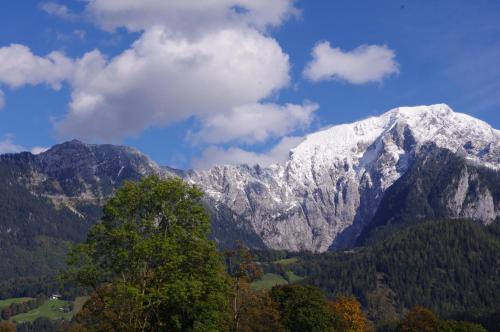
270,284 -> 336,332
66,176 -> 231,331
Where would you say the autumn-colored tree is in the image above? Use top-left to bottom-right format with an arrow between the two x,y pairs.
235,282 -> 284,332
66,323 -> 91,332
0,321 -> 16,332
330,296 -> 369,332
400,306 -> 440,332
71,285 -> 122,332
225,242 -> 263,332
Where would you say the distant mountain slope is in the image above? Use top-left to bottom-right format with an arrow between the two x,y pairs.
15,139 -> 165,207
357,145 -> 500,245
291,220 -> 500,322
189,104 -> 500,251
0,160 -> 88,281
0,140 -> 175,290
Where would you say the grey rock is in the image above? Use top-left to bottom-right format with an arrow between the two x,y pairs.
187,104 -> 500,251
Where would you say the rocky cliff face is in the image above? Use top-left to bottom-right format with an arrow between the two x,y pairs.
0,140 -> 176,221
357,145 -> 500,245
187,104 -> 500,251
1,104 -> 498,253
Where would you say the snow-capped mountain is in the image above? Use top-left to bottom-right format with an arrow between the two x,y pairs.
188,104 -> 500,251
1,104 -> 498,253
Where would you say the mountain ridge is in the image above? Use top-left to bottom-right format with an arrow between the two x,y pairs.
189,104 -> 499,251
357,145 -> 500,246
1,104 -> 498,253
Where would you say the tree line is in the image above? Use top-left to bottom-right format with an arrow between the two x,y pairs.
290,219 -> 500,323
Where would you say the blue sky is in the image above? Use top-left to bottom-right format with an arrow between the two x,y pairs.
0,0 -> 499,169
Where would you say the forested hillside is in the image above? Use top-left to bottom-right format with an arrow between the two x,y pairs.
0,161 -> 91,298
292,220 -> 500,323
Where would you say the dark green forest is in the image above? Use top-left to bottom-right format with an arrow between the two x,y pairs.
290,219 -> 500,326
0,162 -> 93,298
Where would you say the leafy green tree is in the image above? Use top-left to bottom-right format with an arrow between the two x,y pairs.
270,284 -> 335,332
64,176 -> 231,332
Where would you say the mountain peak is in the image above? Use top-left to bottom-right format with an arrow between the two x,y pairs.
290,104 -> 498,170
69,139 -> 86,145
42,139 -> 91,155
191,104 -> 499,251
391,103 -> 452,115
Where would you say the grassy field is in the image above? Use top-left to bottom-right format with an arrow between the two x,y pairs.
286,271 -> 304,283
251,256 -> 303,291
11,299 -> 73,323
251,273 -> 288,290
0,298 -> 33,310
11,296 -> 88,323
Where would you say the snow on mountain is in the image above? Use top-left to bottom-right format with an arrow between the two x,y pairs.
1,104 -> 497,252
188,104 -> 500,251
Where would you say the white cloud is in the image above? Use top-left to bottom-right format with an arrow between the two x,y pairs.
0,135 -> 24,154
0,135 -> 49,155
4,0 -> 314,159
0,90 -> 5,109
56,27 -> 291,141
192,102 -> 317,144
31,146 -> 49,154
304,41 -> 399,84
193,136 -> 303,169
40,2 -> 77,20
84,0 -> 298,34
0,44 -> 73,89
